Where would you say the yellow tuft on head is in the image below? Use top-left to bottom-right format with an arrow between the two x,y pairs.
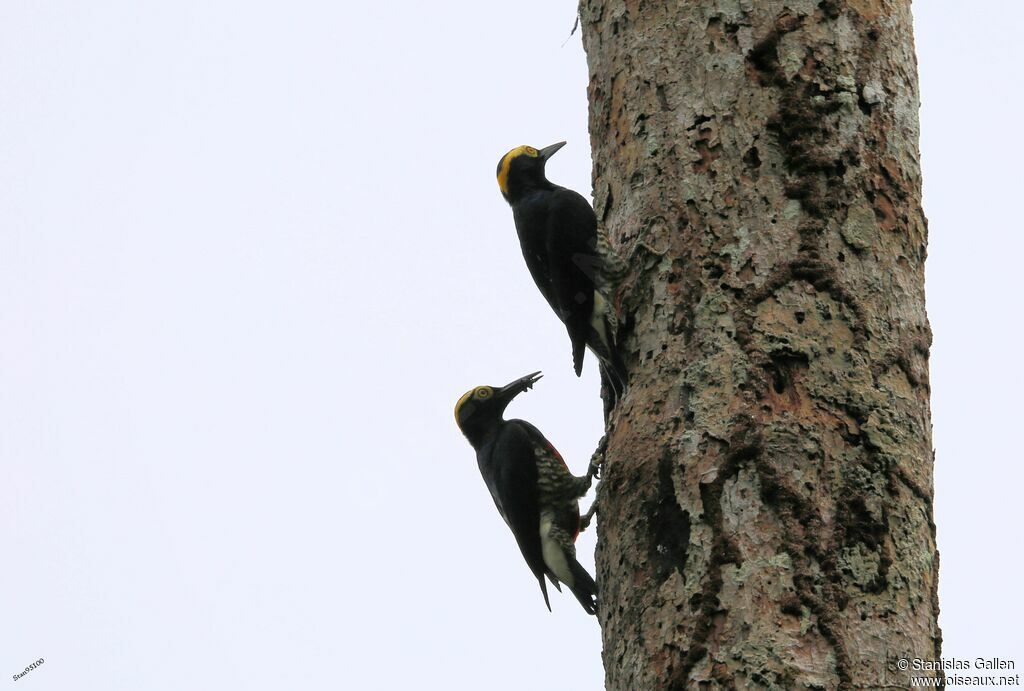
454,386 -> 495,426
454,390 -> 474,425
496,145 -> 539,197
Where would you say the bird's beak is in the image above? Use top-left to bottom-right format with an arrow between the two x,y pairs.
538,142 -> 566,161
496,371 -> 543,406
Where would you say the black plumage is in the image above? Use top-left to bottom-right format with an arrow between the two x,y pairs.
455,372 -> 598,614
496,142 -> 627,400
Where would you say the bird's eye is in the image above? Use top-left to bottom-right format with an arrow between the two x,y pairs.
524,146 -> 538,156
475,388 -> 492,400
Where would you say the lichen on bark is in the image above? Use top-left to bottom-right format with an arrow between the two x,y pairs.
580,1 -> 940,688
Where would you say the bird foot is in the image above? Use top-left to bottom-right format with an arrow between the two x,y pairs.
589,434 -> 610,480
580,498 -> 599,532
587,450 -> 605,481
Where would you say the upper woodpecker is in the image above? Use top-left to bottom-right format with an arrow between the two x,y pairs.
496,142 -> 627,400
455,371 -> 599,614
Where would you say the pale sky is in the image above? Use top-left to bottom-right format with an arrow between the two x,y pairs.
1,2 -> 1020,689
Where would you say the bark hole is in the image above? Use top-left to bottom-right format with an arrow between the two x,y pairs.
646,452 -> 691,583
766,350 -> 810,395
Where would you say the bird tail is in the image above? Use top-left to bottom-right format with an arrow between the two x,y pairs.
593,332 -> 627,405
598,352 -> 627,400
572,338 -> 586,377
589,291 -> 627,399
567,558 -> 598,615
537,576 -> 552,612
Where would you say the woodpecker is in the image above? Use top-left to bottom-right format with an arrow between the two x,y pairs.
496,142 -> 627,400
455,371 -> 599,614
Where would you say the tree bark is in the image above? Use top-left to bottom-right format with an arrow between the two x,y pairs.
581,1 -> 940,688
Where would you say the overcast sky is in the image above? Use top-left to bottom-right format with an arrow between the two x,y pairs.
1,2 -> 1021,689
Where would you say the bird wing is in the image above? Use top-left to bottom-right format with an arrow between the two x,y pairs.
481,422 -> 551,609
510,420 -> 583,540
512,419 -> 570,472
546,188 -> 599,374
508,422 -> 595,615
512,200 -> 560,312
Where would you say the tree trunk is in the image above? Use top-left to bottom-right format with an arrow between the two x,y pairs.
581,1 -> 940,688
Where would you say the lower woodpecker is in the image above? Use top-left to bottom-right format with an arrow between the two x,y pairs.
455,372 -> 599,614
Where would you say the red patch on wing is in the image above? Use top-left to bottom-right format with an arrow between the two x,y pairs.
547,440 -> 581,540
546,441 -> 569,470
